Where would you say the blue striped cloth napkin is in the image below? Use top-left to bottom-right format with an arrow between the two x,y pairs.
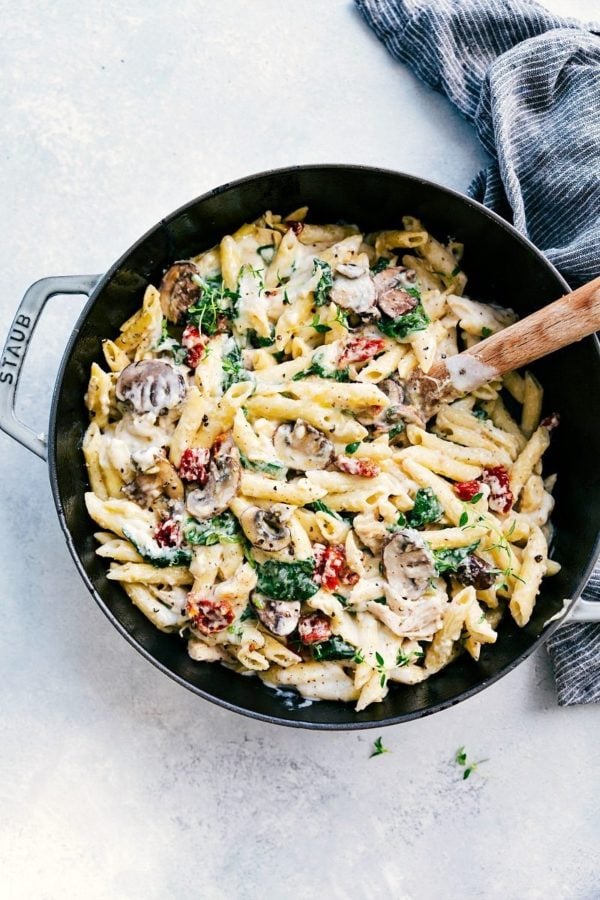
355,0 -> 600,703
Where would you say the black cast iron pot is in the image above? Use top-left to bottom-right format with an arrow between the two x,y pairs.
2,165 -> 599,729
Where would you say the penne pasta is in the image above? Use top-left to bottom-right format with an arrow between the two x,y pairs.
82,210 -> 559,712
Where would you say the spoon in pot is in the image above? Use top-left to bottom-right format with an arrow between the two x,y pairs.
407,274 -> 600,419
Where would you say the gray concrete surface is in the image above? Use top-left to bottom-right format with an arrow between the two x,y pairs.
1,2 -> 598,898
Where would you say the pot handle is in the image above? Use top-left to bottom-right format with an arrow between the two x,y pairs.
2,275 -> 598,623
568,597 -> 600,623
0,274 -> 101,460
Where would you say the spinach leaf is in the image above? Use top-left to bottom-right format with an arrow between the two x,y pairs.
313,259 -> 333,306
159,318 -> 169,344
406,488 -> 443,528
123,530 -> 192,568
305,500 -> 342,520
431,541 -> 480,575
172,344 -> 190,365
292,359 -> 349,382
240,453 -> 287,479
246,327 -> 275,348
240,604 -> 257,622
187,276 -> 238,335
371,256 -> 392,274
222,342 -> 252,392
183,512 -> 242,547
158,339 -> 189,366
312,636 -> 357,661
255,559 -> 319,601
377,298 -> 430,340
388,422 -> 406,442
241,538 -> 257,569
155,319 -> 189,364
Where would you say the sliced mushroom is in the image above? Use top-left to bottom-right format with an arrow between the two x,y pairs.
185,435 -> 241,519
240,505 -> 292,552
382,530 -> 435,603
379,377 -> 405,407
379,378 -> 426,432
356,378 -> 404,427
374,266 -> 419,319
159,261 -> 202,323
330,265 -> 378,316
273,420 -> 334,471
123,457 -> 184,509
357,377 -> 425,436
456,555 -> 497,590
253,594 -> 300,636
116,360 -> 186,415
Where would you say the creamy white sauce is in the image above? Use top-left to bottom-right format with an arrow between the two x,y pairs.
121,518 -> 155,550
131,445 -> 163,472
331,270 -> 376,314
106,438 -> 135,481
445,354 -> 498,393
114,412 -> 173,454
312,342 -> 340,375
236,270 -> 272,337
269,686 -> 315,709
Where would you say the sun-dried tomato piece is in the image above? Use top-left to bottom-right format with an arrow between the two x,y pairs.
341,566 -> 359,587
286,220 -> 304,236
481,465 -> 513,514
298,612 -> 332,645
154,517 -> 181,548
186,345 -> 205,368
313,543 -> 358,591
335,455 -> 380,478
540,412 -> 560,431
339,336 -> 386,365
182,323 -> 201,346
186,594 -> 234,635
314,543 -> 345,591
177,447 -> 210,484
454,479 -> 481,501
211,432 -> 229,454
181,324 -> 206,368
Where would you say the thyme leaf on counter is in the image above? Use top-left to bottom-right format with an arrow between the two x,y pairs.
370,736 -> 390,758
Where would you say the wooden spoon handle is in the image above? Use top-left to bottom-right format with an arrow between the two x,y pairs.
427,275 -> 600,396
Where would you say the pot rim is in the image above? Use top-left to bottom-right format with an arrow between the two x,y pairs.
47,163 -> 600,729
